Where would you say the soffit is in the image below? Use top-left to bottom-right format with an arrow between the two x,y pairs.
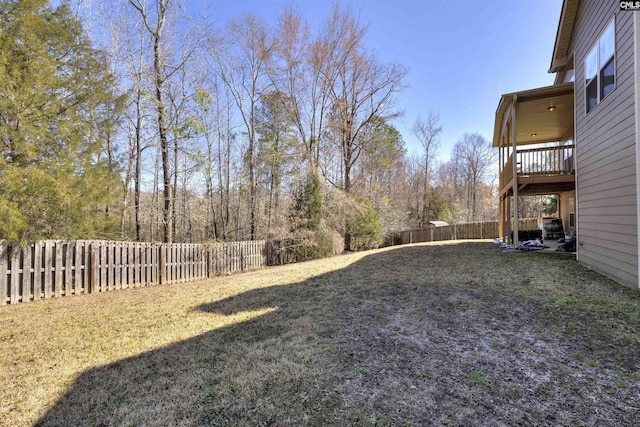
550,0 -> 579,73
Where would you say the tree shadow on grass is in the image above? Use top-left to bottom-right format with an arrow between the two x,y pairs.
35,244 -> 407,427
35,242 -> 640,426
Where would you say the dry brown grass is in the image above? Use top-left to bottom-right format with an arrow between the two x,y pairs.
2,241 -> 640,426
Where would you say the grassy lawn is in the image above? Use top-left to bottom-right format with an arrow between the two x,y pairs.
2,241 -> 640,426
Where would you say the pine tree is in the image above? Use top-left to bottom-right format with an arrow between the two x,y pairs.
351,198 -> 382,251
0,0 -> 122,240
288,173 -> 334,260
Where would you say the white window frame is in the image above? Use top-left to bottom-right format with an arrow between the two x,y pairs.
585,17 -> 616,114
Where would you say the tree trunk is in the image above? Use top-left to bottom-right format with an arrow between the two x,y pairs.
344,152 -> 353,251
248,137 -> 256,240
134,93 -> 142,241
172,126 -> 178,240
134,0 -> 172,243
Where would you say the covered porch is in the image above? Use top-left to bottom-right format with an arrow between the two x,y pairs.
493,82 -> 575,243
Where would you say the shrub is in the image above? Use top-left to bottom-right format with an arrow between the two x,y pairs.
287,174 -> 335,261
351,199 -> 382,251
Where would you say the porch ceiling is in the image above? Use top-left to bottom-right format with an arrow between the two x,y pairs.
493,82 -> 574,148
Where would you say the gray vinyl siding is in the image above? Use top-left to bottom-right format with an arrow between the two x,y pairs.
573,4 -> 638,287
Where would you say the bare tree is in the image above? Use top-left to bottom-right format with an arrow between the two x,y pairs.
89,0 -> 159,241
127,0 -> 176,243
193,76 -> 237,242
321,6 -> 406,249
411,112 -> 442,227
255,90 -> 297,238
453,133 -> 495,221
270,7 -> 338,176
127,0 -> 199,242
81,2 -> 437,247
207,14 -> 273,240
330,55 -> 406,193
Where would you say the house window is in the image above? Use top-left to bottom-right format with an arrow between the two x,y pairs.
585,19 -> 615,113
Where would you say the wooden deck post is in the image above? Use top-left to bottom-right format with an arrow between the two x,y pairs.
511,94 -> 519,246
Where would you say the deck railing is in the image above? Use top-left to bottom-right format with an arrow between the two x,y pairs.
500,144 -> 574,190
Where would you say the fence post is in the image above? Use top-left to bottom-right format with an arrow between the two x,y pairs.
10,241 -> 20,304
208,245 -> 214,278
33,242 -> 42,301
64,241 -> 73,296
0,241 -> 7,305
159,244 -> 166,285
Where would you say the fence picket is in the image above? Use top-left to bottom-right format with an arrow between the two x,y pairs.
33,242 -> 42,301
122,242 -> 128,289
144,244 -> 150,285
53,241 -> 62,298
43,241 -> 52,299
115,242 -> 122,290
74,242 -> 82,294
0,241 -> 6,305
23,243 -> 32,302
187,244 -> 192,280
64,241 -> 73,296
175,245 -> 180,282
116,242 -> 124,290
89,243 -> 96,294
132,243 -> 139,287
105,242 -> 111,290
125,243 -> 131,289
112,242 -> 119,290
10,242 -> 20,304
99,242 -> 106,292
83,241 -> 90,292
139,243 -> 144,286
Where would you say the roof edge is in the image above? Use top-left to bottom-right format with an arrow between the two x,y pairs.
549,0 -> 579,73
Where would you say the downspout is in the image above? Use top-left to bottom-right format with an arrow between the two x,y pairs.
634,13 -> 640,288
512,95 -> 519,246
498,144 -> 503,240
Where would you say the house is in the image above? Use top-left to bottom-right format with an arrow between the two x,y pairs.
494,1 -> 640,288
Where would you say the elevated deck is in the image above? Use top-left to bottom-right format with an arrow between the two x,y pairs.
499,144 -> 575,197
493,83 -> 575,243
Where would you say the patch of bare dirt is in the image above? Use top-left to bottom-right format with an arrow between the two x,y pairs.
332,243 -> 640,426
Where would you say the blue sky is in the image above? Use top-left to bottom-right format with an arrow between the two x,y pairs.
202,0 -> 563,161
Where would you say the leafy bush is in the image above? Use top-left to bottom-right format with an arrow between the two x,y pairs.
350,198 -> 382,251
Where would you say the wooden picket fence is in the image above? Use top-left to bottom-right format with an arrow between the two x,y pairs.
0,219 -> 541,306
0,240 -> 266,305
382,219 -> 539,247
